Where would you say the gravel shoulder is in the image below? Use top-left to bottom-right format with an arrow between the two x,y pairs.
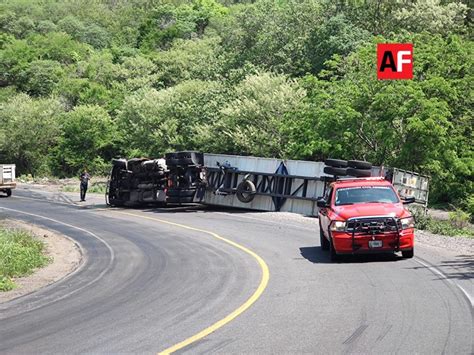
0,219 -> 83,303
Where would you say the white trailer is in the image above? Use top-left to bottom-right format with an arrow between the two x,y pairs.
0,164 -> 16,197
201,154 -> 429,216
202,154 -> 327,215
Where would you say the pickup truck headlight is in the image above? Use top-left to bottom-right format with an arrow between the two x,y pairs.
400,216 -> 415,229
330,221 -> 346,232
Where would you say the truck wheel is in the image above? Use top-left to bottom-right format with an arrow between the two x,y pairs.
109,200 -> 124,207
325,159 -> 348,168
324,166 -> 347,176
329,236 -> 340,261
346,168 -> 371,177
402,249 -> 414,258
347,160 -> 372,170
236,180 -> 256,203
320,223 -> 329,251
6,189 -> 12,197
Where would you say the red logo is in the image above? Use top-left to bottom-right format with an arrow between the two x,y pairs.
377,43 -> 413,80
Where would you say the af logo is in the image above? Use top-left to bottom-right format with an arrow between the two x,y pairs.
377,43 -> 413,80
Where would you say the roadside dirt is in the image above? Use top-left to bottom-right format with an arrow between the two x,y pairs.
18,177 -> 108,193
0,219 -> 82,303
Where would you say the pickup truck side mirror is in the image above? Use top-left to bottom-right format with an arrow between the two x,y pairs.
402,196 -> 416,204
317,198 -> 329,208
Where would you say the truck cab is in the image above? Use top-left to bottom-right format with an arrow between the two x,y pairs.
317,177 -> 415,261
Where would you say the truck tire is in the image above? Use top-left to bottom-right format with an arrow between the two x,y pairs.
112,159 -> 127,169
166,159 -> 180,166
347,160 -> 372,170
236,180 -> 256,203
346,168 -> 371,177
402,248 -> 414,258
6,189 -> 12,197
177,151 -> 204,166
165,153 -> 180,166
324,166 -> 347,176
320,223 -> 329,251
109,199 -> 124,207
325,159 -> 348,168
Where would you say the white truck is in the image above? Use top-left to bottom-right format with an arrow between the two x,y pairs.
0,164 -> 16,197
106,153 -> 429,215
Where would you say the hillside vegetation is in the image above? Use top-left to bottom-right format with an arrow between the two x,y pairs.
0,0 -> 472,212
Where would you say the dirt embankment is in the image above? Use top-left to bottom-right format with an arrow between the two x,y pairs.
0,219 -> 82,303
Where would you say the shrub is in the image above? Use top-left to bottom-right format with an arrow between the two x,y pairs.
448,208 -> 471,229
0,227 -> 51,291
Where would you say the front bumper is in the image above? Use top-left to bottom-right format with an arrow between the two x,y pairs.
332,228 -> 414,254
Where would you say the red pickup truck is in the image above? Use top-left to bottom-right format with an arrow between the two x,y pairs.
317,177 -> 415,261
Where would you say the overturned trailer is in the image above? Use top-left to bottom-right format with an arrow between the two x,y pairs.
106,152 -> 429,216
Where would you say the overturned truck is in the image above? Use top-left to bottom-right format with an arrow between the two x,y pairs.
106,152 -> 429,216
106,152 -> 205,207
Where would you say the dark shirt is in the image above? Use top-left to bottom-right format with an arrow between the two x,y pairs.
80,172 -> 91,185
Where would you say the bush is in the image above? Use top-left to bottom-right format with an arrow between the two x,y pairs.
409,205 -> 473,237
448,208 -> 471,229
463,195 -> 474,223
0,227 -> 50,291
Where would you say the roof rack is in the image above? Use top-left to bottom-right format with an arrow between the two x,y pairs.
335,176 -> 386,182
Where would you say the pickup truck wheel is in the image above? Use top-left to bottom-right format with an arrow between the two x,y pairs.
329,236 -> 340,261
6,189 -> 12,197
320,223 -> 329,251
402,249 -> 414,258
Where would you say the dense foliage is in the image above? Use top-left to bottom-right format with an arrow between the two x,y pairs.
0,0 -> 472,209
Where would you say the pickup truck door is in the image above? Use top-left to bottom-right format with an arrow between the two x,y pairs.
319,187 -> 333,235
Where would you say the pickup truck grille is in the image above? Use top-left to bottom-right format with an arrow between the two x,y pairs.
346,217 -> 401,234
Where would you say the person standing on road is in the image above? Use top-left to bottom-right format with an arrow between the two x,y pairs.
80,169 -> 91,202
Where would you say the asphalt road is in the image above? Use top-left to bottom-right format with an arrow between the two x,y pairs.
0,188 -> 472,354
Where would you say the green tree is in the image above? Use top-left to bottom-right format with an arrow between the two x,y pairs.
198,71 -> 306,157
288,33 -> 473,206
21,59 -> 64,96
53,105 -> 120,176
29,32 -> 91,64
36,20 -> 57,34
152,36 -> 227,86
307,14 -> 370,73
393,0 -> 468,35
216,0 -> 322,76
0,94 -> 64,174
58,16 -> 110,49
56,77 -> 110,109
118,80 -> 228,156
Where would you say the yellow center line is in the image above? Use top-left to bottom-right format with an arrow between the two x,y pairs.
113,211 -> 270,354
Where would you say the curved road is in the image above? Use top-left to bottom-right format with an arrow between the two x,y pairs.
0,188 -> 472,354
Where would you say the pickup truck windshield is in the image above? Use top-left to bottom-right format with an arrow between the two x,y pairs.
335,186 -> 399,206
